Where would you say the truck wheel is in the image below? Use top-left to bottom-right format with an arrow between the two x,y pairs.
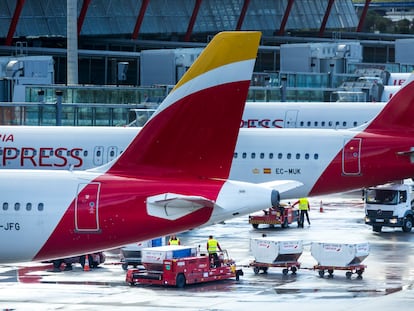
372,225 -> 382,233
402,217 -> 413,232
253,266 -> 260,274
252,224 -> 259,229
176,273 -> 186,288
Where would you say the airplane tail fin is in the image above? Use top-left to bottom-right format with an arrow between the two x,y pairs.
108,31 -> 261,179
365,73 -> 414,132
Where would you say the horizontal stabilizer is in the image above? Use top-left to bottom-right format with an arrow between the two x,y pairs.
147,193 -> 215,220
259,180 -> 303,194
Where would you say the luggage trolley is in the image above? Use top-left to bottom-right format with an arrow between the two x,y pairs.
311,242 -> 370,279
250,237 -> 303,275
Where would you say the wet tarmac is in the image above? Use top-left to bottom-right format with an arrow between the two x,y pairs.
1,195 -> 414,310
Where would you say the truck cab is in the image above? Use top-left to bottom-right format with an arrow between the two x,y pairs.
364,180 -> 414,233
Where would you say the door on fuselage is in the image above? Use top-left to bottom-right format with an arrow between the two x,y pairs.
342,138 -> 361,175
75,182 -> 101,232
285,110 -> 298,128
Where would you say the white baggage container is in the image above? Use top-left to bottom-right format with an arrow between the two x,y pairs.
311,242 -> 370,267
142,245 -> 197,266
250,237 -> 303,264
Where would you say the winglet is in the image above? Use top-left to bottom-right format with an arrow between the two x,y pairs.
108,31 -> 261,179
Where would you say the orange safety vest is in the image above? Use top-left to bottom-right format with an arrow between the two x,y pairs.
207,239 -> 219,253
298,198 -> 309,211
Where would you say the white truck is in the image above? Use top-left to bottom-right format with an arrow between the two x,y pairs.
364,180 -> 414,233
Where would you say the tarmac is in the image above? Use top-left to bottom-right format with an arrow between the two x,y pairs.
1,194 -> 414,310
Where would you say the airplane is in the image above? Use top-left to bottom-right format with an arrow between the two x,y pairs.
0,31 -> 292,264
0,100 -> 388,170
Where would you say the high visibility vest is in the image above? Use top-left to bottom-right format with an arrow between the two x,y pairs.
298,198 -> 309,211
169,238 -> 180,245
207,239 -> 219,253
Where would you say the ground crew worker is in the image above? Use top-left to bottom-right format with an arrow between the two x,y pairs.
207,235 -> 222,267
168,234 -> 181,245
292,197 -> 310,228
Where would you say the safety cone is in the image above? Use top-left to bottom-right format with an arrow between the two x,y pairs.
319,200 -> 324,213
83,255 -> 91,271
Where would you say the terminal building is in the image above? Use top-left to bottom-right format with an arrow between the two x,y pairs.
0,0 -> 413,126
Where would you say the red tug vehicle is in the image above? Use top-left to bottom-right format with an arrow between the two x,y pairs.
126,245 -> 243,288
249,203 -> 299,229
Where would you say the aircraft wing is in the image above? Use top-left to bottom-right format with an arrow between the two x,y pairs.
259,180 -> 303,194
147,193 -> 215,221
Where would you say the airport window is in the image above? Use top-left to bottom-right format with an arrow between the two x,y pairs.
287,153 -> 291,159
3,202 -> 8,211
296,153 -> 300,159
305,153 -> 310,159
278,153 -> 282,159
269,153 -> 273,159
38,203 -> 44,211
314,154 -> 319,160
14,203 -> 20,211
251,153 -> 256,159
26,203 -> 32,211
242,152 -> 247,159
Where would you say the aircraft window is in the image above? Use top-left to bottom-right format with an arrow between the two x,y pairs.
335,121 -> 340,126
269,153 -> 273,159
305,153 -> 310,159
343,121 -> 347,127
26,203 -> 32,211
287,153 -> 291,159
321,121 -> 325,127
49,150 -> 53,156
24,149 -> 29,155
300,121 -> 304,127
353,121 -> 358,127
296,153 -> 300,159
38,203 -> 44,211
0,149 -> 2,156
329,121 -> 333,126
67,150 -> 71,156
251,153 -> 256,159
314,154 -> 319,160
33,150 -> 37,156
3,202 -> 8,211
58,150 -> 62,156
83,150 -> 88,157
242,152 -> 247,159
14,203 -> 20,211
74,150 -> 80,156
110,150 -> 115,157
233,152 -> 237,159
307,121 -> 311,127
278,153 -> 282,159
314,121 -> 318,127
96,150 -> 101,157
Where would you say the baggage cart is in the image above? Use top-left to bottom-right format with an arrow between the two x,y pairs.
311,242 -> 369,279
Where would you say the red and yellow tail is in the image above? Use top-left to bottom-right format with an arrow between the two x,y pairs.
108,31 -> 261,179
